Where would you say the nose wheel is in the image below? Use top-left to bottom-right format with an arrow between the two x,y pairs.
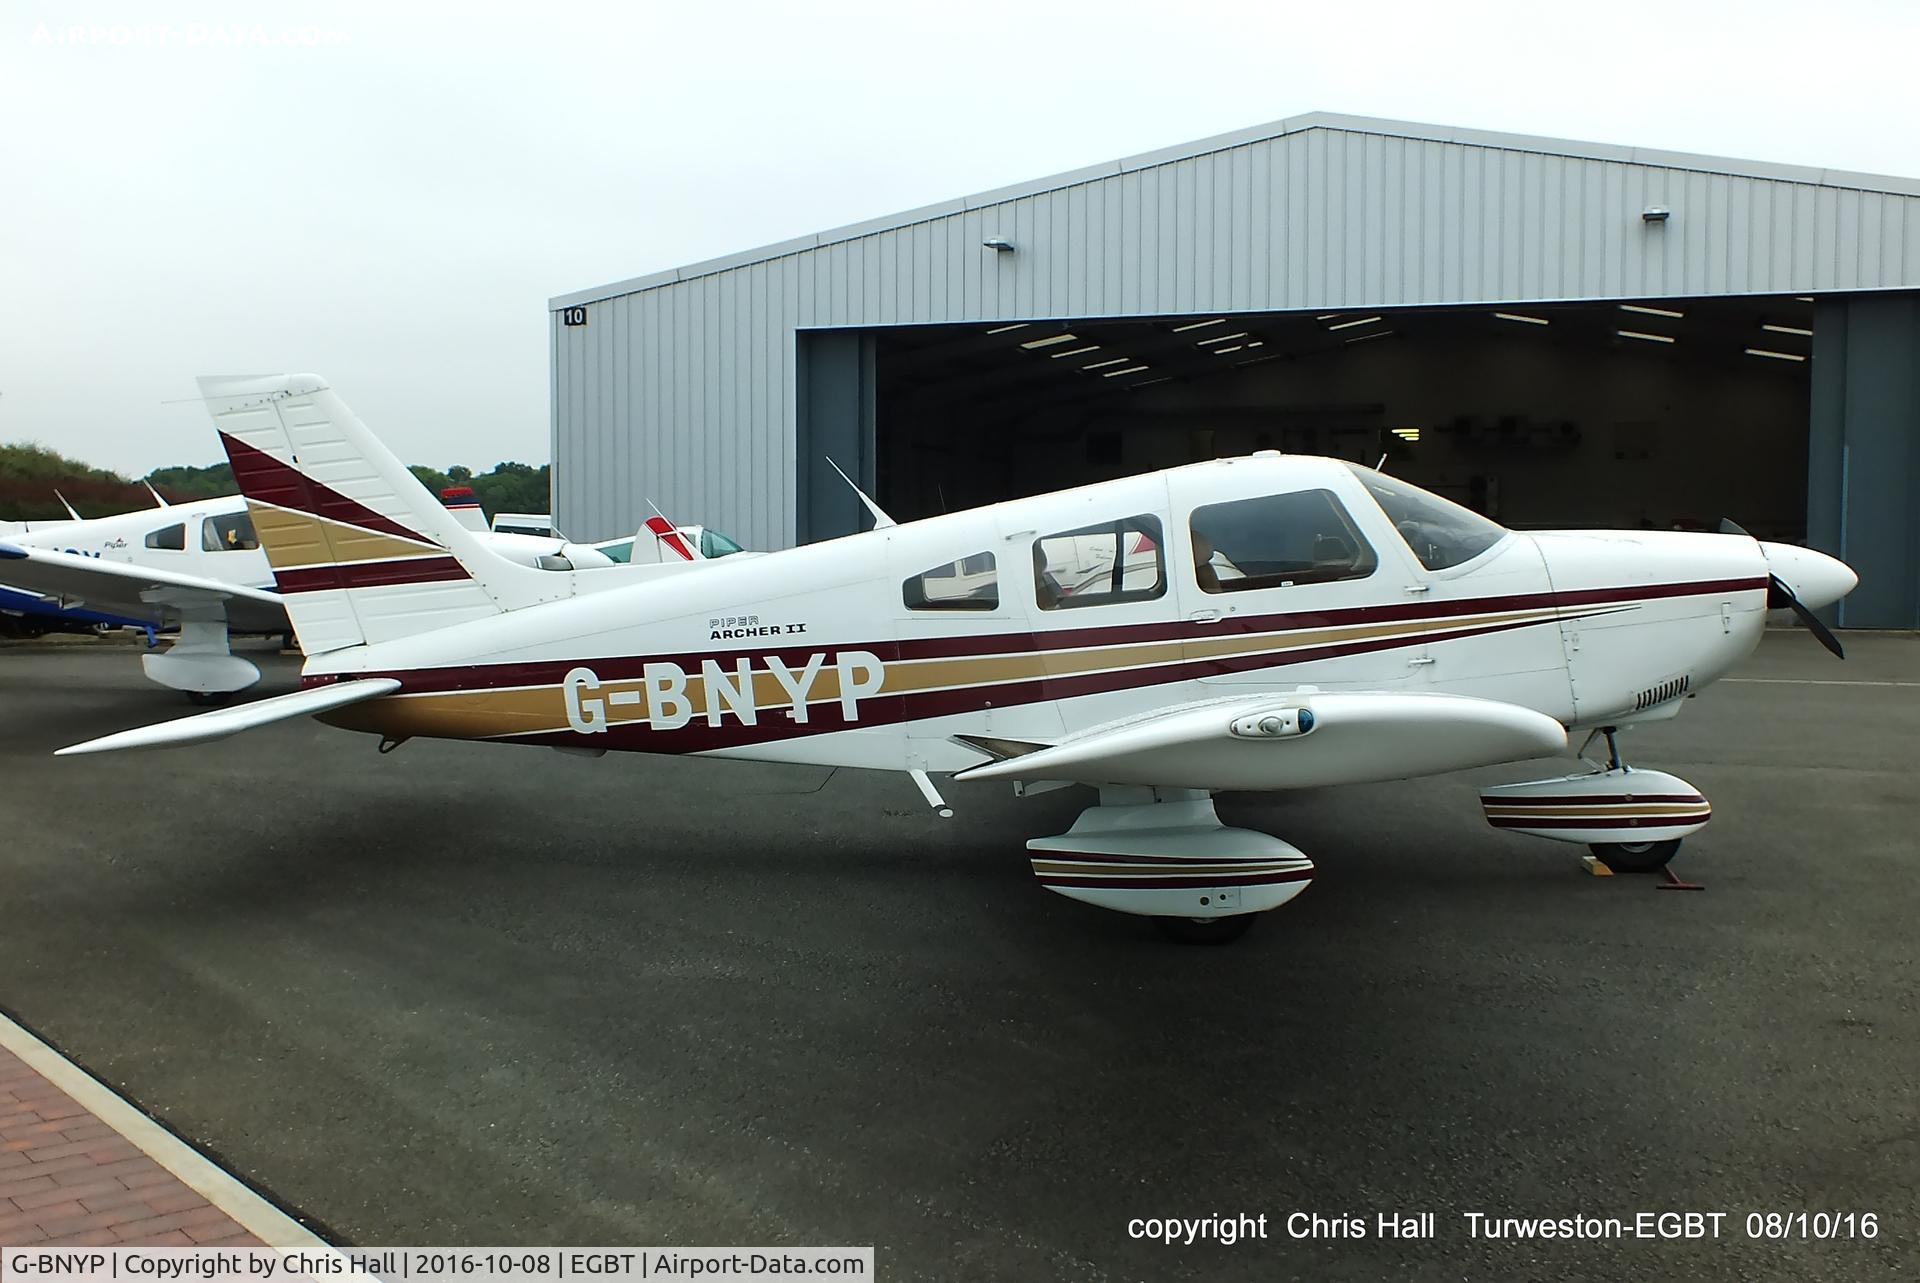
1153,913 -> 1258,946
1587,837 -> 1682,873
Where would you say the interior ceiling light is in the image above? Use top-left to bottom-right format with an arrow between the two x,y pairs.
1196,331 -> 1250,345
985,323 -> 1029,334
1618,329 -> 1676,343
1130,376 -> 1172,388
1050,345 -> 1101,358
1746,347 -> 1807,362
1102,364 -> 1150,377
1082,356 -> 1130,370
1795,296 -> 1815,303
1019,333 -> 1079,349
1315,314 -> 1341,321
1620,303 -> 1685,319
1390,427 -> 1421,442
1212,345 -> 1245,355
1171,318 -> 1227,332
1344,330 -> 1392,345
1494,312 -> 1549,325
1762,323 -> 1813,337
1327,315 -> 1383,331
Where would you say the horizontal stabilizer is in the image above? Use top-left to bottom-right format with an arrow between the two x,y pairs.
56,678 -> 400,757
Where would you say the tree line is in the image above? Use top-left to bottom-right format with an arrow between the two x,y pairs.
1,443 -> 551,522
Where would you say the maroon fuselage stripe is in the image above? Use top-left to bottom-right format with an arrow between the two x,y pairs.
315,579 -> 1748,699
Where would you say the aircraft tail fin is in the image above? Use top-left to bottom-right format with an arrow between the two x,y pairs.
439,485 -> 490,533
199,374 -> 556,656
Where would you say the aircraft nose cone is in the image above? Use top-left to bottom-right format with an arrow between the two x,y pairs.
1759,541 -> 1859,610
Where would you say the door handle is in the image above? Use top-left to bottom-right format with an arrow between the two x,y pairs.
1407,656 -> 1436,667
1188,609 -> 1221,623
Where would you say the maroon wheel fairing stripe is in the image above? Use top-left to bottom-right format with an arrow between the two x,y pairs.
1486,814 -> 1709,830
1487,793 -> 1706,806
222,432 -> 434,544
1031,851 -> 1312,866
1036,870 -> 1317,890
275,556 -> 469,592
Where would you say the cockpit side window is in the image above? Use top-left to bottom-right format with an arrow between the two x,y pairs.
1188,490 -> 1377,593
144,523 -> 185,551
1033,515 -> 1166,610
1345,464 -> 1508,571
201,513 -> 259,552
904,551 -> 999,611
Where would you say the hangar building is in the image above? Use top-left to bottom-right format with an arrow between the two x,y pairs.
548,113 -> 1920,628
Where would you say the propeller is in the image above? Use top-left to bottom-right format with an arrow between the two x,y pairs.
1719,519 -> 1846,659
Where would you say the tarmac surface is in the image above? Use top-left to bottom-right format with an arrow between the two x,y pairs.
1,632 -> 1915,1280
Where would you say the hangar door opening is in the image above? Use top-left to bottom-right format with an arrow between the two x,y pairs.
864,299 -> 1814,541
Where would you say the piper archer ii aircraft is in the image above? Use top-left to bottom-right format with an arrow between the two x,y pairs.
59,374 -> 1859,943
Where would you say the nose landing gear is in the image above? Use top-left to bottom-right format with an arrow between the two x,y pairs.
1479,728 -> 1712,871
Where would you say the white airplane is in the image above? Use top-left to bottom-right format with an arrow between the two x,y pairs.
1,478 -> 738,699
59,374 -> 1858,944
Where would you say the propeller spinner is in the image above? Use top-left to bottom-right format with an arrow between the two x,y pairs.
1718,519 -> 1857,659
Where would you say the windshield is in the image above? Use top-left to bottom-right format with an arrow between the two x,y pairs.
700,528 -> 745,558
1345,464 -> 1508,571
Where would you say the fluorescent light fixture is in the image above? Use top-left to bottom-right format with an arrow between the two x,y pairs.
1390,427 -> 1421,442
1618,329 -> 1676,344
1796,296 -> 1815,303
1494,312 -> 1549,325
1082,357 -> 1131,370
1213,345 -> 1245,355
1315,314 -> 1341,321
1344,330 -> 1392,345
1196,331 -> 1250,345
1050,345 -> 1101,358
1244,341 -> 1264,348
1171,318 -> 1227,332
1020,333 -> 1078,349
1745,347 -> 1807,362
1102,364 -> 1150,377
985,323 -> 1028,334
1327,315 -> 1382,331
1619,304 -> 1685,319
1130,377 -> 1172,388
1762,323 -> 1813,337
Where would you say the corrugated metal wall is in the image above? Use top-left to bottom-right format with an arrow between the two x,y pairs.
551,119 -> 1920,548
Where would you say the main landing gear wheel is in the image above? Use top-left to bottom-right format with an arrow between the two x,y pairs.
1588,838 -> 1682,873
1153,913 -> 1258,946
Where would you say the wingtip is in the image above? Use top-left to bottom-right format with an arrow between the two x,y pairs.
0,542 -> 25,560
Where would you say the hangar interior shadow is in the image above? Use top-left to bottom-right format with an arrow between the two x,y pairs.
870,297 -> 1814,541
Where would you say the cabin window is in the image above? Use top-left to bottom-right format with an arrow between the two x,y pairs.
1188,490 -> 1377,593
1345,464 -> 1507,570
904,551 -> 998,611
1033,515 -> 1166,610
143,523 -> 185,551
201,513 -> 260,552
597,538 -> 635,563
700,528 -> 745,559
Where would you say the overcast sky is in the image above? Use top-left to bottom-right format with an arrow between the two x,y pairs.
3,0 -> 1916,477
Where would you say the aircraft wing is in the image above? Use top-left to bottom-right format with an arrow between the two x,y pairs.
952,691 -> 1568,792
55,678 -> 402,756
0,542 -> 287,633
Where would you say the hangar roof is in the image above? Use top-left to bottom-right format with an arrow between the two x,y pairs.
551,112 -> 1920,310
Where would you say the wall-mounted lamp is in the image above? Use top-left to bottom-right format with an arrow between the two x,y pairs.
983,237 -> 1015,252
1641,207 -> 1671,223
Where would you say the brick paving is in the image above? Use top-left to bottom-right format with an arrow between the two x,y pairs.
0,1046 -> 261,1247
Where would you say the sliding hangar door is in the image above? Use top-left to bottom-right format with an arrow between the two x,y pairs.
553,115 -> 1920,626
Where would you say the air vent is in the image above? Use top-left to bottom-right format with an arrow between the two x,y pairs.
1633,674 -> 1691,711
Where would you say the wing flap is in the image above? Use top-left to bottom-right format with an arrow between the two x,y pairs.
55,678 -> 401,757
0,542 -> 286,631
953,691 -> 1568,791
